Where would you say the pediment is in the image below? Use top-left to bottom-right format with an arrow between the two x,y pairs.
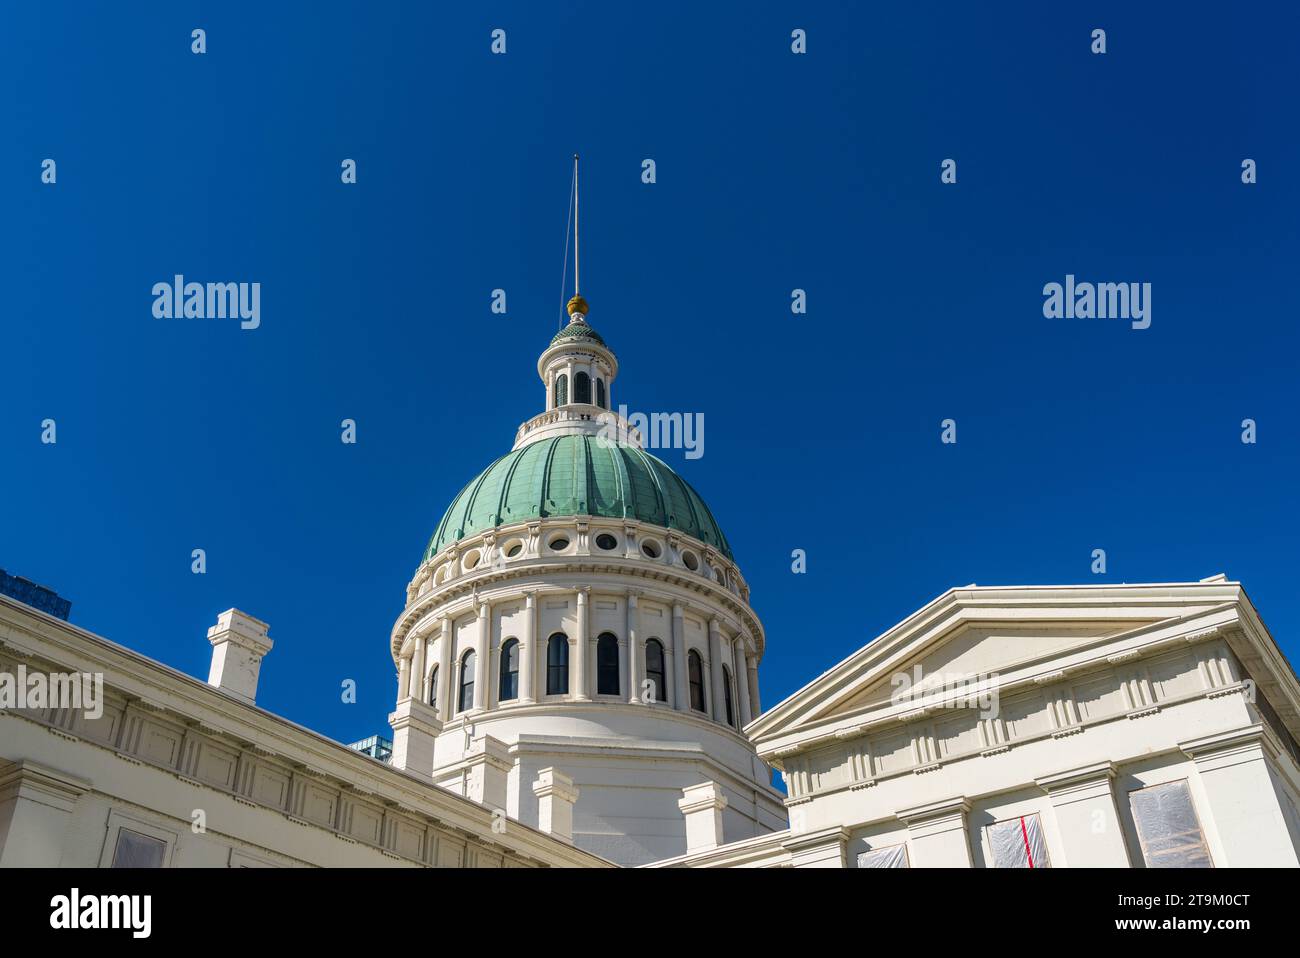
833,622 -> 1145,715
748,581 -> 1251,751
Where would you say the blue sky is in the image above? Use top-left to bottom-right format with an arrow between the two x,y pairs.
3,2 -> 1297,747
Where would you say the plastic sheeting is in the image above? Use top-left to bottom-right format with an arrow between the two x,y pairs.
856,844 -> 909,868
988,814 -> 1050,868
1128,780 -> 1213,868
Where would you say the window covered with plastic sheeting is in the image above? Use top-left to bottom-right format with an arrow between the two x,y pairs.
1128,780 -> 1213,868
987,813 -> 1050,868
856,844 -> 909,868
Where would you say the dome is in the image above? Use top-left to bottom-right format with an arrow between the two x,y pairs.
549,317 -> 609,350
425,435 -> 733,561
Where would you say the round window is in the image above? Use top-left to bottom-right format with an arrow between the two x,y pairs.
549,536 -> 570,552
595,533 -> 618,551
505,541 -> 523,558
682,551 -> 699,571
641,540 -> 661,559
463,550 -> 481,571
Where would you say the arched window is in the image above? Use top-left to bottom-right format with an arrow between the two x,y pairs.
723,664 -> 735,727
427,665 -> 439,708
644,639 -> 666,705
547,633 -> 569,695
574,371 -> 591,404
596,378 -> 606,409
499,638 -> 519,701
458,650 -> 476,713
597,633 -> 619,696
688,650 -> 707,713
554,374 -> 568,408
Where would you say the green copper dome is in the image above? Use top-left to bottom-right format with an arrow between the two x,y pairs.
425,435 -> 732,560
549,318 -> 609,350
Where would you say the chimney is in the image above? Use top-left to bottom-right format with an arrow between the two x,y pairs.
206,609 -> 272,705
678,781 -> 728,854
532,767 -> 579,844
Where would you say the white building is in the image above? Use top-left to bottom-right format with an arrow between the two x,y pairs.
2,298 -> 1298,869
654,578 -> 1300,868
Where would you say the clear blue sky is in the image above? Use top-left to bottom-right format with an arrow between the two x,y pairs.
4,2 -> 1297,746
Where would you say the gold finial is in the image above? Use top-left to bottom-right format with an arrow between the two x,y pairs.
567,294 -> 589,318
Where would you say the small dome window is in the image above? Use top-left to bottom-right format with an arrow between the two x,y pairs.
504,540 -> 523,558
641,539 -> 662,559
595,533 -> 619,551
548,535 -> 571,552
681,551 -> 700,572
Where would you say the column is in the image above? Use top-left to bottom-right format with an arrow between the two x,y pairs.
397,655 -> 411,704
1035,761 -> 1130,867
708,619 -> 727,724
1180,724 -> 1300,866
747,660 -> 761,716
437,615 -> 453,720
734,639 -> 753,726
473,603 -> 490,711
627,591 -> 641,704
520,592 -> 536,704
896,797 -> 973,867
573,588 -> 590,701
671,603 -> 688,712
409,633 -> 427,703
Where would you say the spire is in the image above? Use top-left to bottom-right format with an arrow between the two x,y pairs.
566,153 -> 589,320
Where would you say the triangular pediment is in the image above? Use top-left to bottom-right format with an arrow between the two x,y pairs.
748,581 -> 1256,753
834,622 -> 1147,714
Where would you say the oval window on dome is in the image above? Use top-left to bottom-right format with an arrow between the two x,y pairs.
548,535 -> 571,552
681,550 -> 700,571
462,550 -> 481,571
641,539 -> 662,559
595,533 -> 618,551
504,540 -> 523,558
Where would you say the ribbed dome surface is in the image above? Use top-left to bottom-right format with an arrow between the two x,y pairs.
425,436 -> 732,560
549,318 -> 609,350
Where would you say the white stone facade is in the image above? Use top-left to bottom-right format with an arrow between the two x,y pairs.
653,577 -> 1300,868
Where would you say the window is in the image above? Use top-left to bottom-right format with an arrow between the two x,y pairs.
575,371 -> 591,404
987,814 -> 1050,868
645,639 -> 667,705
596,378 -> 606,409
555,374 -> 568,407
856,844 -> 910,868
597,633 -> 619,695
688,650 -> 707,713
499,638 -> 519,701
722,664 -> 735,727
111,829 -> 167,868
458,650 -> 476,712
595,533 -> 618,551
641,539 -> 661,559
548,535 -> 570,552
547,633 -> 569,695
427,665 -> 439,707
1128,780 -> 1213,868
